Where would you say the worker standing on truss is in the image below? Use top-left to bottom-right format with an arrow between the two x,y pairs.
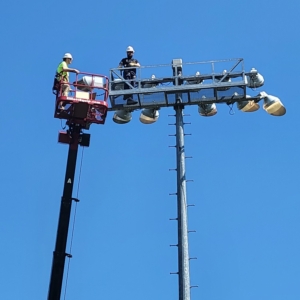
118,46 -> 140,105
54,53 -> 80,109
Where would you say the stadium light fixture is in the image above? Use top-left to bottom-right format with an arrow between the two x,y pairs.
112,78 -> 125,91
113,110 -> 132,124
260,91 -> 286,116
237,95 -> 260,112
142,75 -> 157,88
247,68 -> 264,88
186,71 -> 203,85
139,108 -> 159,124
198,103 -> 217,117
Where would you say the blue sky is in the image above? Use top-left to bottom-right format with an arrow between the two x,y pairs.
1,0 -> 300,299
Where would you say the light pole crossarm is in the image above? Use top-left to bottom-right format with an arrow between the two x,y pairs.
107,58 -> 264,111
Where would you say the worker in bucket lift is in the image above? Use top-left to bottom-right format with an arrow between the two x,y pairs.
118,46 -> 140,105
55,53 -> 80,109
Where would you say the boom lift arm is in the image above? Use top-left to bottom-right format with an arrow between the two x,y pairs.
48,72 -> 109,300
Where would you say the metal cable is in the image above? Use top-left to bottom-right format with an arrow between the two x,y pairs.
63,146 -> 85,300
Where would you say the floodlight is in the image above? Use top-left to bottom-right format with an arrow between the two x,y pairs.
237,95 -> 260,112
215,70 -> 231,83
139,108 -> 159,124
198,103 -> 217,117
113,110 -> 132,124
259,91 -> 286,116
186,71 -> 203,84
247,68 -> 264,88
214,70 -> 231,90
142,75 -> 157,88
76,76 -> 105,92
111,78 -> 125,91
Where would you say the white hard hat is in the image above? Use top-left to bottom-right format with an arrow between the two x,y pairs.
63,53 -> 73,60
126,46 -> 135,53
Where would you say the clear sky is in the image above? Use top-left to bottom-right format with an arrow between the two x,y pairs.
0,0 -> 300,299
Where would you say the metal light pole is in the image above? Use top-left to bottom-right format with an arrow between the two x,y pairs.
107,57 -> 285,300
175,102 -> 191,300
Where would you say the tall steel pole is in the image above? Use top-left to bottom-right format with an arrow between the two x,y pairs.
107,58 -> 278,300
175,103 -> 191,300
48,125 -> 81,300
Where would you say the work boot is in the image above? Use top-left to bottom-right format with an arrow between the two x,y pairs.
58,102 -> 65,110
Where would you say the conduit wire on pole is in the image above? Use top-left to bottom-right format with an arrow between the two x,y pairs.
63,146 -> 85,300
